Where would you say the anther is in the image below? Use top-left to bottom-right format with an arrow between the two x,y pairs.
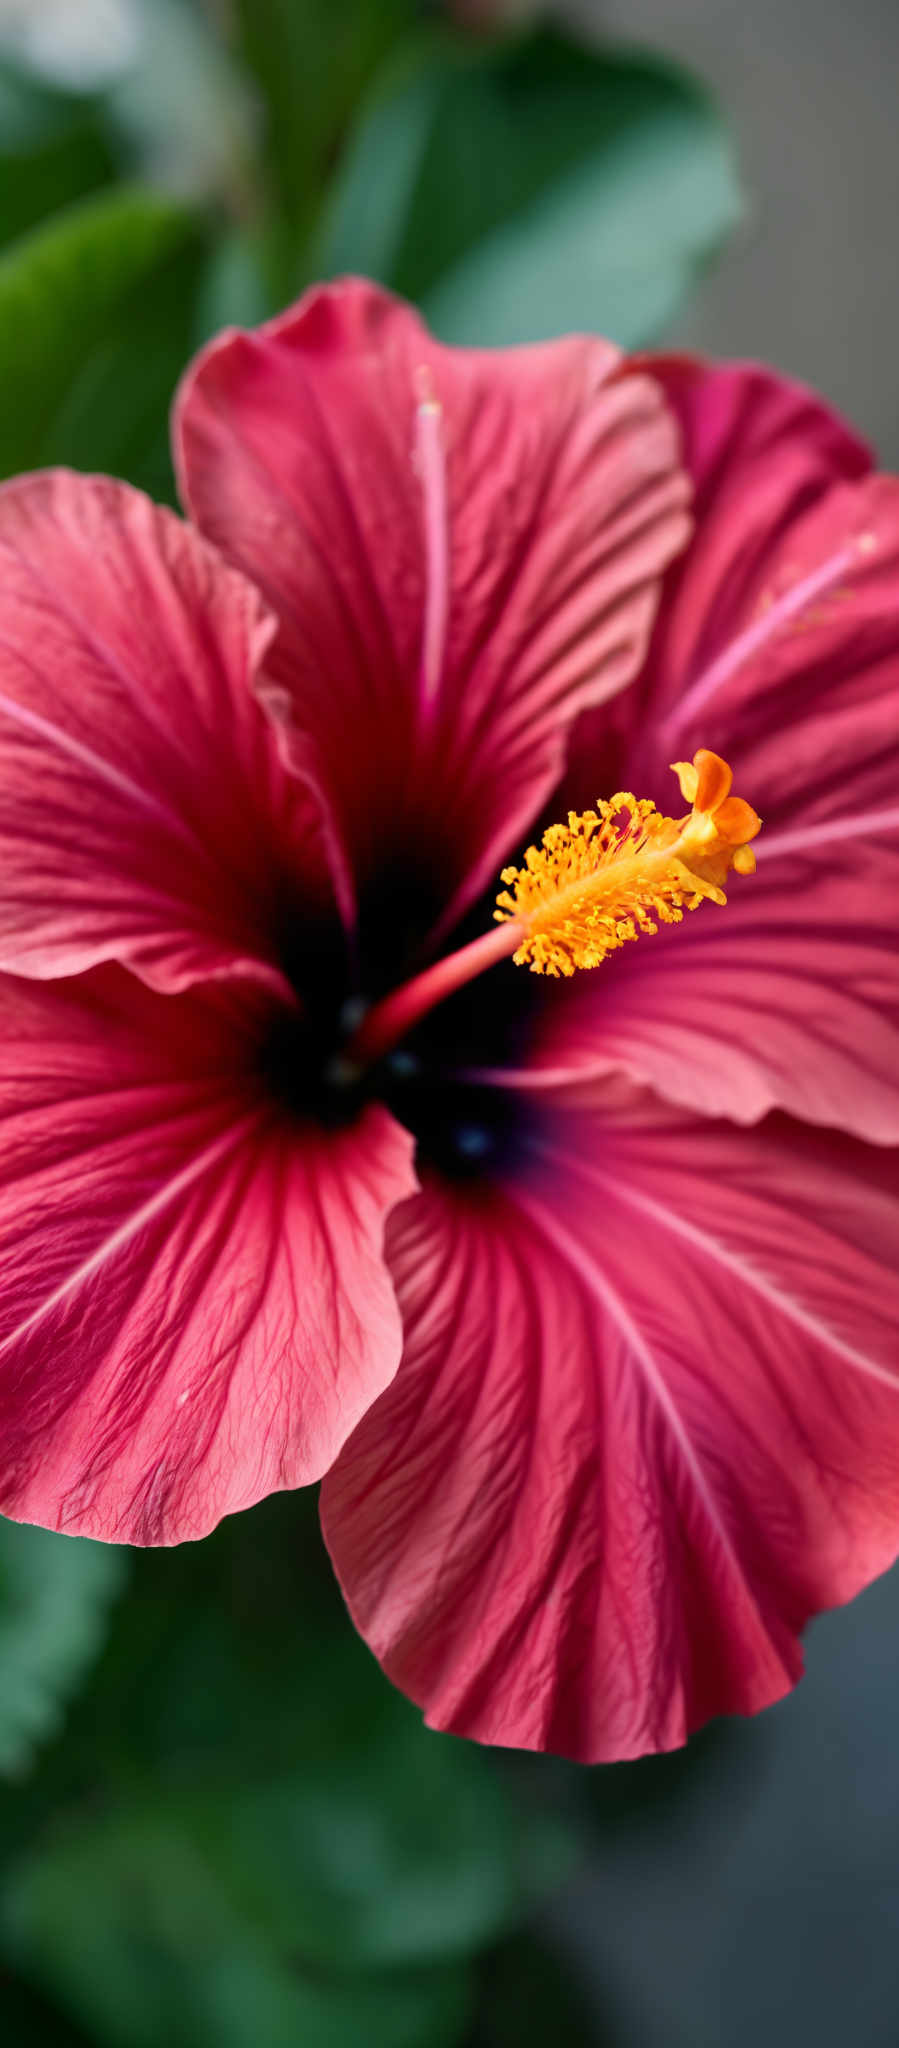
495,750 -> 760,976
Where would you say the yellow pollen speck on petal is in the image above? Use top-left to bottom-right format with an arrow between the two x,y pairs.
495,750 -> 761,976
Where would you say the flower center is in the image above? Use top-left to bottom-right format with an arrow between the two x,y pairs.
348,750 -> 760,1065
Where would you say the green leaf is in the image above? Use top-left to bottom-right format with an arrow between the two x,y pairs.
62,1494 -> 577,1968
0,1518 -> 125,1779
1,1812 -> 473,2048
0,185 -> 207,498
191,1727 -> 574,1971
0,60 -> 116,246
230,0 -> 418,285
316,26 -> 743,347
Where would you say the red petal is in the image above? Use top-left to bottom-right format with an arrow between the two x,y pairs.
0,970 -> 415,1542
0,470 -> 334,995
175,278 -> 690,940
628,354 -> 870,738
322,1093 -> 899,1761
542,364 -> 899,1140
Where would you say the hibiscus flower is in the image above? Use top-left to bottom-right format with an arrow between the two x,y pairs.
1,280 -> 897,1762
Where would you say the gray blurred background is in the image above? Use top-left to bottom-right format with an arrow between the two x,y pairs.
543,4 -> 899,2042
585,0 -> 899,460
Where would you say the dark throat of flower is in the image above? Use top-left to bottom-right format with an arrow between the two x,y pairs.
344,749 -> 761,1072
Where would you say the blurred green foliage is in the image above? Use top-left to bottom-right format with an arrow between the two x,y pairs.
4,1819 -> 476,2048
0,1496 -> 581,2047
316,26 -> 742,344
0,1520 -> 124,1779
0,1 -> 743,2041
0,60 -> 116,243
233,0 -> 419,286
0,188 -> 203,498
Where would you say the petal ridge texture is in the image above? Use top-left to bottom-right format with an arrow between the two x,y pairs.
0,294 -> 897,1767
175,276 -> 692,937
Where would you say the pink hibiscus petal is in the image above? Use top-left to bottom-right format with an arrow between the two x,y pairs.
322,1087 -> 899,1762
0,969 -> 416,1543
536,365 -> 899,1139
627,354 -> 871,738
511,844 -> 899,1140
175,278 -> 691,942
0,469 -> 337,995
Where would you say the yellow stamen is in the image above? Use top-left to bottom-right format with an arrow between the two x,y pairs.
494,749 -> 761,976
